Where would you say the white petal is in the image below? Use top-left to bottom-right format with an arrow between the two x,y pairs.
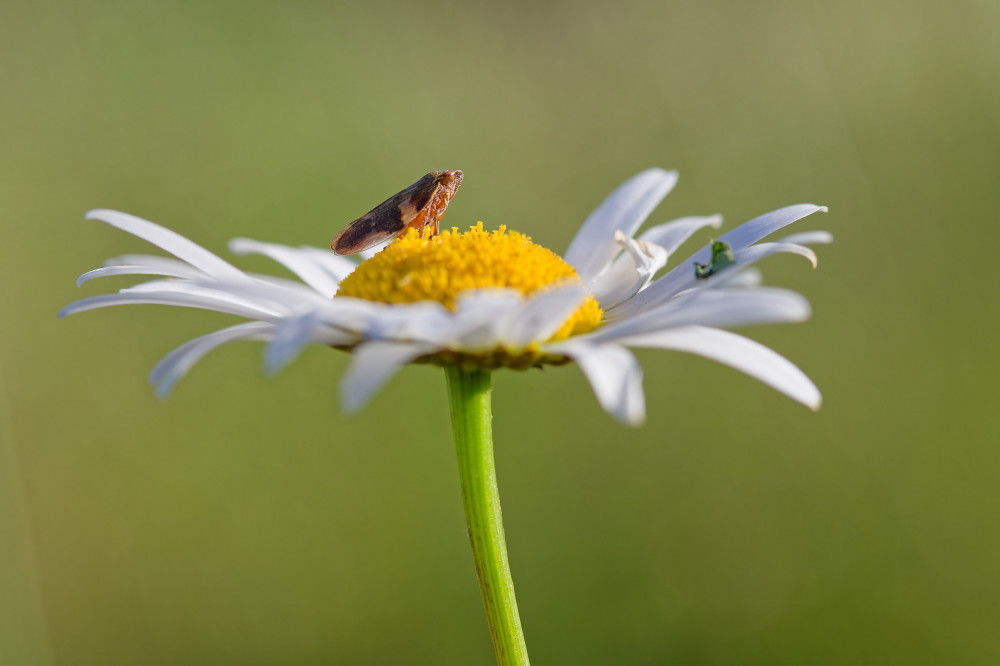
264,307 -> 356,375
123,279 -> 296,316
564,169 -> 678,283
592,288 -> 811,341
243,272 -> 332,294
636,214 -> 724,257
296,247 -> 359,283
229,238 -> 344,298
307,296 -> 468,347
148,276 -> 358,321
150,322 -> 276,397
76,263 -> 201,286
110,254 -> 209,275
611,207 -> 828,317
363,301 -> 458,343
85,209 -> 249,282
58,288 -> 280,321
715,204 -> 828,253
454,288 -> 524,315
308,297 -> 395,336
194,276 -> 336,312
265,311 -> 322,374
590,232 -> 668,308
453,289 -> 525,350
501,283 -> 588,349
716,267 -> 763,288
744,241 -> 819,268
547,342 -> 646,426
616,325 -> 821,409
776,230 -> 834,246
341,340 -> 435,413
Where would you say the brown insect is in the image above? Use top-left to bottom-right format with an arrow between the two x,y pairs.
331,170 -> 464,255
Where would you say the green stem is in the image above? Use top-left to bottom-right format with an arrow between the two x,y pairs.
445,367 -> 530,666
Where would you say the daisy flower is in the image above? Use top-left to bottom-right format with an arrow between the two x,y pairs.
61,168 -> 829,664
61,168 -> 828,425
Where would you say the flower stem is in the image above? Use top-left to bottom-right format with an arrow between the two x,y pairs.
445,367 -> 530,666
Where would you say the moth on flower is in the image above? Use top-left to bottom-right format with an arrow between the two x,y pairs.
331,170 -> 464,255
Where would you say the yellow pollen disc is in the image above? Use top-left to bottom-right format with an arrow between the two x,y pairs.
336,223 -> 603,343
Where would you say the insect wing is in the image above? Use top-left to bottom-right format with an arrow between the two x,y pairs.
331,193 -> 415,255
331,177 -> 428,255
331,171 -> 462,255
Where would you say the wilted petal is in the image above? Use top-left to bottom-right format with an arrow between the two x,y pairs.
564,169 -> 678,283
590,232 -> 668,308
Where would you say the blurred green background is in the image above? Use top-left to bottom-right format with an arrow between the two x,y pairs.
2,0 -> 998,664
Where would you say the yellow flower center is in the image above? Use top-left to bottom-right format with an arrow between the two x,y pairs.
337,223 -> 602,350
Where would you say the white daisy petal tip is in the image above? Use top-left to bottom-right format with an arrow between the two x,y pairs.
82,209 -> 249,282
612,326 -> 823,412
147,322 -> 276,397
227,237 -> 257,255
84,208 -> 113,222
777,230 -> 835,262
547,342 -> 646,426
263,322 -> 311,375
751,242 -> 820,268
153,378 -> 176,400
340,341 -> 433,415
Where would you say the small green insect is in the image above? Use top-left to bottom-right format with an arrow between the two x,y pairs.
694,239 -> 735,279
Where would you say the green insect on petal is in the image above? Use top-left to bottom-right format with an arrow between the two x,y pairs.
694,239 -> 735,279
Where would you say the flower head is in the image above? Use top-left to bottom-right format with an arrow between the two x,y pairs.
61,169 -> 830,425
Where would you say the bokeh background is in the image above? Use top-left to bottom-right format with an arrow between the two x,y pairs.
2,1 -> 998,664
